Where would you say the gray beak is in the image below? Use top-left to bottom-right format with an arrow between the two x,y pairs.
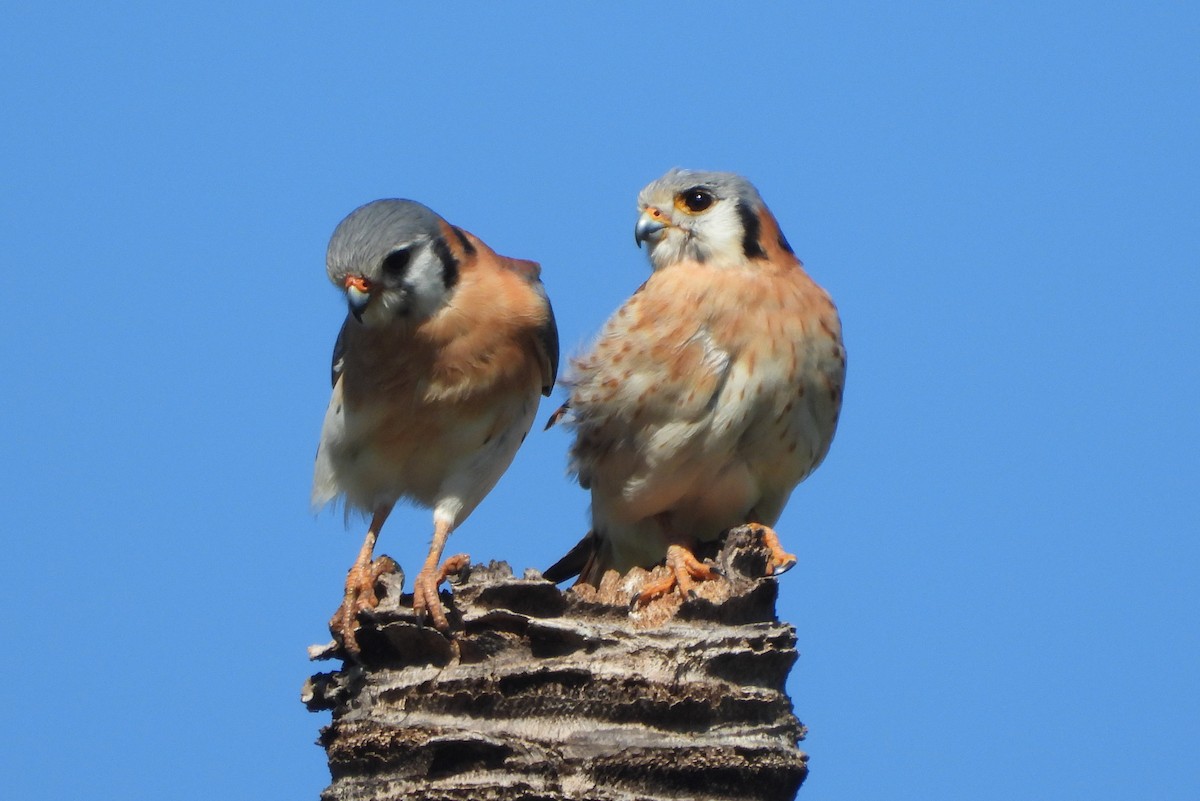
346,284 -> 370,322
634,213 -> 667,248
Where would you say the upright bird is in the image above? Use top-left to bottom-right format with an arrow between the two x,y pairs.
545,169 -> 844,600
313,199 -> 558,653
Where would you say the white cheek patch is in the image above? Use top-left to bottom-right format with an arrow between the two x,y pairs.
693,204 -> 746,261
650,203 -> 748,268
402,249 -> 453,319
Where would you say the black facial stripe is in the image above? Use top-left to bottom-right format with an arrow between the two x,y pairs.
432,236 -> 460,289
736,201 -> 768,260
451,226 -> 476,256
777,230 -> 795,255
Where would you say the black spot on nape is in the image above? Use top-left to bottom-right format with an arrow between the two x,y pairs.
777,230 -> 795,255
736,201 -> 768,260
451,226 -> 476,256
381,247 -> 412,277
432,236 -> 460,289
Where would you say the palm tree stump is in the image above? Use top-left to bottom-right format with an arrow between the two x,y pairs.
303,525 -> 809,801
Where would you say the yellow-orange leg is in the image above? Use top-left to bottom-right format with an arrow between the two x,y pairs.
330,504 -> 397,657
636,543 -> 721,605
746,522 -> 797,575
411,518 -> 469,631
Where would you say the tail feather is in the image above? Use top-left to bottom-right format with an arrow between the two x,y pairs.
544,401 -> 570,431
543,530 -> 599,584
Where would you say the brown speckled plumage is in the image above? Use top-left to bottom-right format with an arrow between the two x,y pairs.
548,170 -> 844,588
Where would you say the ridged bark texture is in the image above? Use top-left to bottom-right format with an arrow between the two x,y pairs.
303,526 -> 808,801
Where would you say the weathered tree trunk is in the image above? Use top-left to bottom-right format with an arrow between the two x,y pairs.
303,526 -> 808,801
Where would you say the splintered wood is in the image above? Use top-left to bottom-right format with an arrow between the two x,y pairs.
303,526 -> 808,801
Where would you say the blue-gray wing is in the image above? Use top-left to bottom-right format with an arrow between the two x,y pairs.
535,283 -> 560,397
331,317 -> 350,387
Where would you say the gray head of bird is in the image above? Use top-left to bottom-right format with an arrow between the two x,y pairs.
326,199 -> 460,327
634,169 -> 771,270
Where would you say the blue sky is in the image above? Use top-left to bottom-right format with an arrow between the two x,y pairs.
2,4 -> 1197,799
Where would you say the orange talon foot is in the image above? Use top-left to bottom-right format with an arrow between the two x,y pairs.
412,553 -> 470,631
330,555 -> 398,658
636,544 -> 720,605
746,523 -> 797,575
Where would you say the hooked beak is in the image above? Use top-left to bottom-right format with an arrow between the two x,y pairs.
344,275 -> 371,322
634,208 -> 668,248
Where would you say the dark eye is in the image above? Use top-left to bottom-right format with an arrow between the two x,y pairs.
381,247 -> 411,277
678,187 -> 715,213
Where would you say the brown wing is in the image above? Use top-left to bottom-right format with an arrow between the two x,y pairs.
330,317 -> 351,387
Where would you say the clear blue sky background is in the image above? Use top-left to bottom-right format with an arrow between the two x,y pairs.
3,4 -> 1197,799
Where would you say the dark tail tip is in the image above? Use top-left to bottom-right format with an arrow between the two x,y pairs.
543,530 -> 597,584
544,402 -> 570,431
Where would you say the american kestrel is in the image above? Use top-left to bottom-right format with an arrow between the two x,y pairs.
545,169 -> 845,601
313,199 -> 558,654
